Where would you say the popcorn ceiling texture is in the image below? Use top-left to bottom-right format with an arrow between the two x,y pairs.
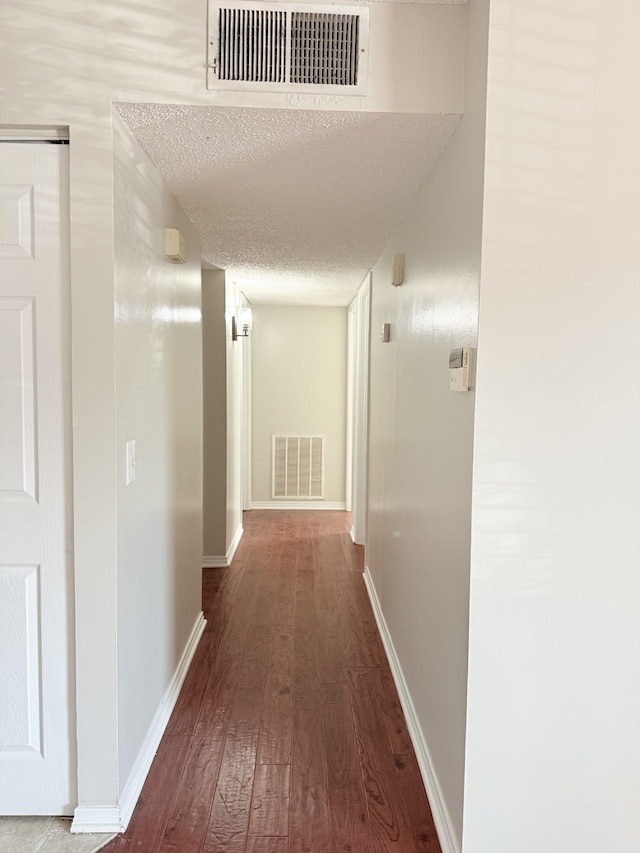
116,104 -> 459,305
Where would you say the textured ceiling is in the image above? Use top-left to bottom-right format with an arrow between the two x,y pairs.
116,104 -> 459,305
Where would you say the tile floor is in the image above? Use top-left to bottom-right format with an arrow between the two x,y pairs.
0,817 -> 114,853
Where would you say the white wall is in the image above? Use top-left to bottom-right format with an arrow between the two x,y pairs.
202,272 -> 245,563
251,305 -> 348,506
349,275 -> 371,545
366,0 -> 489,848
225,283 -> 245,551
113,113 -> 203,793
463,3 -> 640,851
0,2 -> 464,117
202,270 -> 227,559
0,0 -> 467,811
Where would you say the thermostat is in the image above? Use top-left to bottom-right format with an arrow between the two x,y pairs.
449,347 -> 473,392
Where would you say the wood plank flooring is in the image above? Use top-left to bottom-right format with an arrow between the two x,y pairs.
102,511 -> 440,853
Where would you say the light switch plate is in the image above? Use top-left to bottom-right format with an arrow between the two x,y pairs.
380,323 -> 390,343
126,440 -> 136,485
449,347 -> 473,392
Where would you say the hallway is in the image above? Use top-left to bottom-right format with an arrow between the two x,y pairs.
102,511 -> 440,853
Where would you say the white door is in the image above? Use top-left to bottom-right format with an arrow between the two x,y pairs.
0,140 -> 75,814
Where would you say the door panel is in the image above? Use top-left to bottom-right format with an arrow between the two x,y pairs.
0,184 -> 33,258
0,564 -> 41,752
0,298 -> 36,500
0,142 -> 75,814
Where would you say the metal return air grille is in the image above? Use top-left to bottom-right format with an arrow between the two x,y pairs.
290,13 -> 360,86
272,435 -> 324,499
209,2 -> 369,93
217,8 -> 286,83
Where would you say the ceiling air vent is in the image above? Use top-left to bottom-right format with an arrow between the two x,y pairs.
207,1 -> 369,95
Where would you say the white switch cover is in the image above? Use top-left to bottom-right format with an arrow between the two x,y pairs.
126,440 -> 136,485
449,347 -> 473,392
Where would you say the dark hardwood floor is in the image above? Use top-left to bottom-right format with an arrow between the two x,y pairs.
102,511 -> 441,853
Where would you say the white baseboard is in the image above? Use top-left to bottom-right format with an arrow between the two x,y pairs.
251,501 -> 346,511
350,526 -> 357,543
71,611 -> 207,835
118,611 -> 206,829
203,525 -> 244,568
69,807 -> 121,834
226,524 -> 243,566
202,555 -> 227,568
362,567 -> 461,853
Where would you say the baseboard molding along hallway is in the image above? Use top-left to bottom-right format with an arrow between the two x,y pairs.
363,566 -> 461,853
202,525 -> 243,568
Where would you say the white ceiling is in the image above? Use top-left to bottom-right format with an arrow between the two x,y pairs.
116,104 -> 459,305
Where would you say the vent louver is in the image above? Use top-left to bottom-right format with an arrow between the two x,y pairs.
272,435 -> 324,499
291,13 -> 360,86
217,8 -> 287,84
208,2 -> 369,94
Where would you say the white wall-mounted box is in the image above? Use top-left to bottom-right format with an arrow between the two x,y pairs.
449,347 -> 473,392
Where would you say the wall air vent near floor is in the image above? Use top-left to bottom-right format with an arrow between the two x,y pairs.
272,435 -> 325,499
207,1 -> 369,95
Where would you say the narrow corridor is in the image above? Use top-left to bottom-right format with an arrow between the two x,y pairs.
102,511 -> 440,852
